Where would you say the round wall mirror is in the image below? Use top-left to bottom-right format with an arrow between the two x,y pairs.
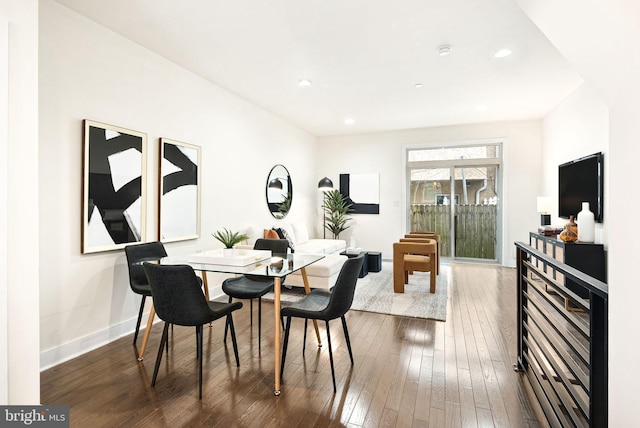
266,164 -> 292,219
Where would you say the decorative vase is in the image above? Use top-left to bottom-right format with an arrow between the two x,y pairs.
568,215 -> 578,233
577,202 -> 595,242
559,218 -> 578,242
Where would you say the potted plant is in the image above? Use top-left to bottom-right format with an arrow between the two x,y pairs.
212,228 -> 248,255
323,189 -> 353,239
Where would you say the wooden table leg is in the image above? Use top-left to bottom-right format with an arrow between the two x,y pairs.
301,268 -> 322,347
137,305 -> 155,361
273,277 -> 282,396
201,271 -> 210,300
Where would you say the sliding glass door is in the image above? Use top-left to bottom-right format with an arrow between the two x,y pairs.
407,144 -> 501,262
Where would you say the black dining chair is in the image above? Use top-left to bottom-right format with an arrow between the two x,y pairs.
142,262 -> 243,399
124,241 -> 168,346
222,238 -> 289,349
280,253 -> 364,392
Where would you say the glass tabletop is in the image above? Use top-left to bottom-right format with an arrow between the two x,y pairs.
158,253 -> 324,278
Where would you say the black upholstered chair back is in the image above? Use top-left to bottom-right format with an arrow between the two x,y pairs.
324,254 -> 364,319
254,238 -> 288,255
125,241 -> 167,293
247,239 -> 289,282
143,263 -> 214,327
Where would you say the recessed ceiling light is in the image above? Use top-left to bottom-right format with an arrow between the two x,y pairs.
415,83 -> 423,88
494,49 -> 512,58
344,118 -> 355,125
438,45 -> 452,56
298,79 -> 312,87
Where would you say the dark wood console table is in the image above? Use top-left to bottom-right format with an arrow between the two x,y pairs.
529,232 -> 606,310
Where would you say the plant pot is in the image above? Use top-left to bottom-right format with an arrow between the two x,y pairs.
222,248 -> 234,257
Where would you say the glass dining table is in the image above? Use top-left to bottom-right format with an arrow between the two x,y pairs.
137,251 -> 325,396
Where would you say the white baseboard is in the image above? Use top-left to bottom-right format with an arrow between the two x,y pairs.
40,286 -> 225,371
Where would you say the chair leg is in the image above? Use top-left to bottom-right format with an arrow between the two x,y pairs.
196,325 -> 203,399
258,297 -> 263,350
223,296 -> 232,342
166,324 -> 171,355
341,315 -> 354,365
151,322 -> 170,388
280,317 -> 292,382
326,320 -> 336,393
250,298 -> 253,326
227,314 -> 240,367
133,295 -> 146,344
302,319 -> 308,354
430,257 -> 437,293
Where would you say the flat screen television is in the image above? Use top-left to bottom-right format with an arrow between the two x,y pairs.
558,152 -> 604,222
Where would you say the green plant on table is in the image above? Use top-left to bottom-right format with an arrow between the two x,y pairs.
212,228 -> 249,248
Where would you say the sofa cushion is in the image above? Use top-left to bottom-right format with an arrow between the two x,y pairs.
296,239 -> 346,255
292,223 -> 310,244
300,254 -> 347,276
263,229 -> 279,239
276,227 -> 296,252
286,254 -> 348,289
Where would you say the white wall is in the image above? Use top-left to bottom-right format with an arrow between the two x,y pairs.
38,0 -> 318,368
318,120 -> 543,266
0,0 -> 39,405
517,0 -> 640,424
541,84 -> 609,244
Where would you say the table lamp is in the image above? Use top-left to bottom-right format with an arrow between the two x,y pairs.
537,196 -> 552,226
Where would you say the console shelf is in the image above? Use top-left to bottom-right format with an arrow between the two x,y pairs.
529,232 -> 606,310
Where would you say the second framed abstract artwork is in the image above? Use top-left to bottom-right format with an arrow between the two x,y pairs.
158,138 -> 201,242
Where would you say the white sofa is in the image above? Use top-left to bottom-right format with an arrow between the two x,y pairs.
243,223 -> 347,290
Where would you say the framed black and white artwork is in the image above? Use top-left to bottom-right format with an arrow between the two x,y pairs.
82,120 -> 147,253
340,173 -> 380,214
158,138 -> 201,242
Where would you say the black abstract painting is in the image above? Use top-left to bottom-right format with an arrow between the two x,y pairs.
339,173 -> 380,214
159,138 -> 200,242
82,120 -> 147,253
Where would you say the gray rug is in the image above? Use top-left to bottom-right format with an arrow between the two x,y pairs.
265,261 -> 449,321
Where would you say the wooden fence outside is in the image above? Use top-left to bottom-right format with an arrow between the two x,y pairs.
410,204 -> 497,260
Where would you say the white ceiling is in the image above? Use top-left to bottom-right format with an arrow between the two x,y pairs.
53,0 -> 583,136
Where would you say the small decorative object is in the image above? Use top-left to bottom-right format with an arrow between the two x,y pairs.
212,228 -> 248,254
577,201 -> 595,242
559,217 -> 578,242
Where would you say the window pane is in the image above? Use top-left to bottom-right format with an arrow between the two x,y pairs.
410,168 -> 450,205
408,145 -> 499,162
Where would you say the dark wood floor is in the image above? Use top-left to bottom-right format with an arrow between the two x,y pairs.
41,263 -> 545,427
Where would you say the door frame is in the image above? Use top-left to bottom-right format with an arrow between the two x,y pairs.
402,139 -> 504,264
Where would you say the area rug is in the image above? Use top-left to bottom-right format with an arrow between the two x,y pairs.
265,261 -> 449,321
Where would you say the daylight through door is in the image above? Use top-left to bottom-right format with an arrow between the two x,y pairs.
406,143 -> 502,262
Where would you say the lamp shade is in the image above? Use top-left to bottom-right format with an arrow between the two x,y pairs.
268,178 -> 283,190
536,196 -> 552,213
318,177 -> 333,191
